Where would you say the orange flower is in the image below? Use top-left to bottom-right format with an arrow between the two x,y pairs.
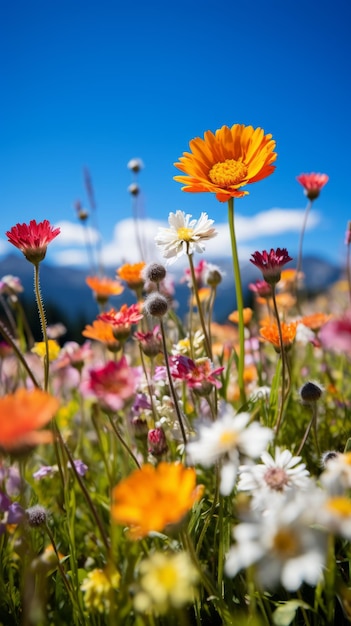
86,276 -> 124,303
228,308 -> 253,326
111,462 -> 203,539
300,312 -> 333,332
191,287 -> 211,306
0,388 -> 59,451
174,124 -> 277,202
260,322 -> 297,350
82,319 -> 116,344
117,262 -> 146,289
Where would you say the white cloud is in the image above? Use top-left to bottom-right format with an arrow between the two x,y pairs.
52,221 -> 101,246
48,209 -> 320,268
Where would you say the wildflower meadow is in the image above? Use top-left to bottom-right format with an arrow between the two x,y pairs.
1,123 -> 351,625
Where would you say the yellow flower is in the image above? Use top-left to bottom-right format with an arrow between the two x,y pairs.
81,566 -> 120,613
174,124 -> 277,202
111,462 -> 203,539
134,551 -> 199,615
32,340 -> 61,361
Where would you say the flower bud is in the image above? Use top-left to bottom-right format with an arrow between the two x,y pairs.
144,263 -> 167,284
148,427 -> 168,456
26,505 -> 48,527
299,380 -> 324,404
144,293 -> 169,318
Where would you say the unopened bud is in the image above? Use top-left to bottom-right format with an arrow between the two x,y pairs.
144,293 -> 169,318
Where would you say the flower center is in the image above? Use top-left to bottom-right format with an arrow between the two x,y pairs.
177,226 -> 194,241
155,564 -> 178,591
219,430 -> 238,447
209,159 -> 248,187
326,496 -> 351,517
272,528 -> 299,557
263,467 -> 289,491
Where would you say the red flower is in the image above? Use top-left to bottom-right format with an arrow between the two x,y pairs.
250,248 -> 293,285
296,173 -> 329,201
6,220 -> 60,264
98,304 -> 143,341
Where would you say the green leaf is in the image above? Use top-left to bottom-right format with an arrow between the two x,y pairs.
273,599 -> 311,626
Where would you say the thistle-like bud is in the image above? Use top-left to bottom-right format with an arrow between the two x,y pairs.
26,505 -> 48,527
299,380 -> 324,404
144,263 -> 167,284
144,293 -> 169,318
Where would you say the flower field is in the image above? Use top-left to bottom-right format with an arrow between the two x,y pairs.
1,124 -> 351,625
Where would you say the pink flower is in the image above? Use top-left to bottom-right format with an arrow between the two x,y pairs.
320,313 -> 351,356
248,280 -> 272,298
6,220 -> 60,264
250,248 -> 293,285
98,303 -> 143,341
169,355 -> 224,395
134,326 -> 162,357
82,357 -> 138,411
296,173 -> 329,201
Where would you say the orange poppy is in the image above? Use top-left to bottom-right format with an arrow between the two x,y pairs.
228,308 -> 253,326
117,262 -> 146,288
174,124 -> 276,202
111,462 -> 203,539
300,312 -> 333,332
86,276 -> 124,303
0,388 -> 59,451
260,322 -> 297,350
82,319 -> 116,344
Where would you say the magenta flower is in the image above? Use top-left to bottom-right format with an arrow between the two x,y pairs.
250,248 -> 293,285
82,357 -> 138,411
6,219 -> 60,264
320,313 -> 351,356
169,355 -> 224,395
248,280 -> 272,298
296,172 -> 329,201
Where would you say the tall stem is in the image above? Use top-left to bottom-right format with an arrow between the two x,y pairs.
271,286 -> 288,436
227,198 -> 246,404
187,251 -> 212,359
33,263 -> 50,391
295,199 -> 313,313
0,320 -> 40,389
159,317 -> 187,445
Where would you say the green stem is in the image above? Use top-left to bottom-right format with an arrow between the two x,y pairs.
33,263 -> 50,391
227,198 -> 246,405
271,286 -> 287,436
295,199 -> 313,314
187,251 -> 212,359
0,319 -> 40,388
159,316 -> 187,445
106,411 -> 141,469
54,420 -> 110,552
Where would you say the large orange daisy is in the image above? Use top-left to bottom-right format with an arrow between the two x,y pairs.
174,124 -> 277,202
0,388 -> 59,451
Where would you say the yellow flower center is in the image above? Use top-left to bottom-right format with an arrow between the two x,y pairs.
326,496 -> 351,517
272,529 -> 299,557
209,159 -> 248,187
155,564 -> 178,591
177,226 -> 194,241
219,430 -> 238,447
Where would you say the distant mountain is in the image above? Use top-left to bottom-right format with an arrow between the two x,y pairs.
0,253 -> 343,333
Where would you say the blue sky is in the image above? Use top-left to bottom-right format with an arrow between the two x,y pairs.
1,0 -> 350,271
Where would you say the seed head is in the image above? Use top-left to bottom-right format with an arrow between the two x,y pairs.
144,293 -> 169,318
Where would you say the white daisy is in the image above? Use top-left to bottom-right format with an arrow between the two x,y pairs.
238,447 -> 311,510
186,404 -> 272,495
225,488 -> 327,591
320,451 -> 351,494
155,210 -> 217,264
